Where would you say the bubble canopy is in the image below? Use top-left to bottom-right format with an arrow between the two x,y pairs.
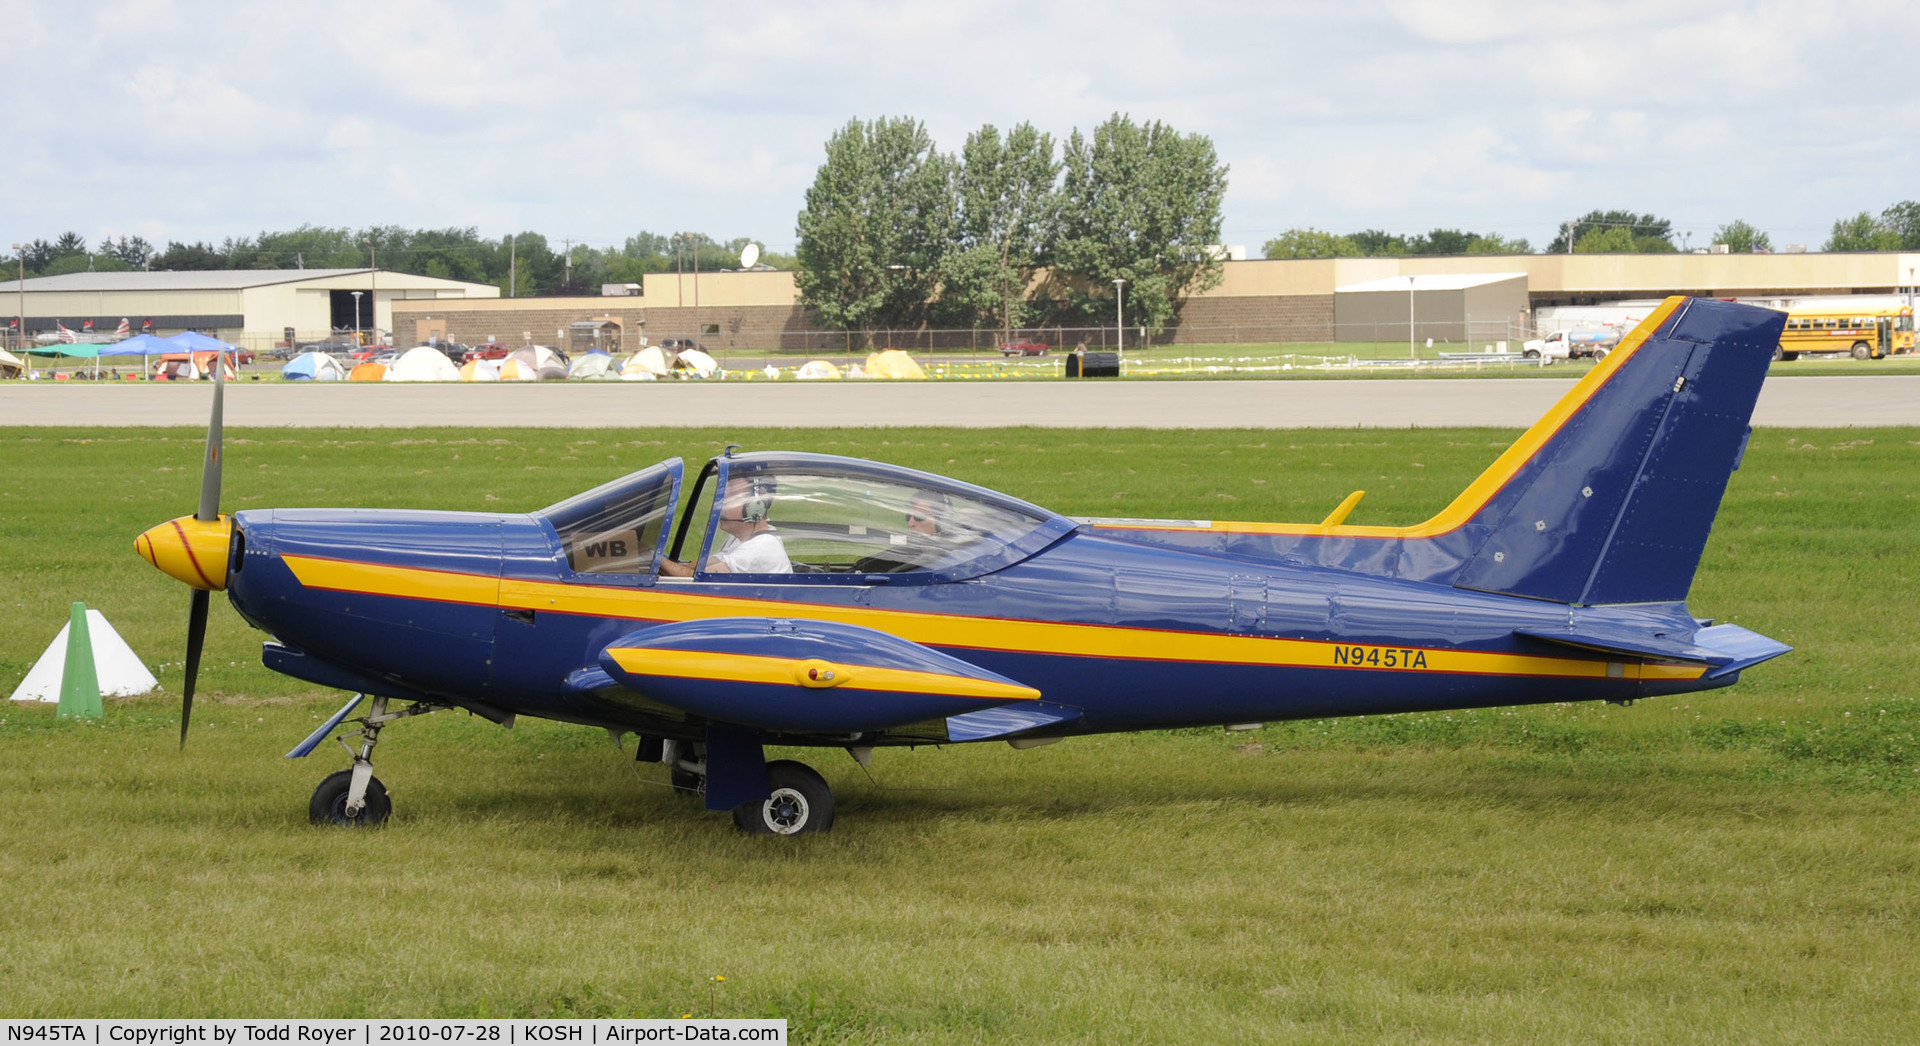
538,452 -> 1078,585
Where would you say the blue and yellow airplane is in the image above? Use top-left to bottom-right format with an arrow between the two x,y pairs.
136,297 -> 1790,834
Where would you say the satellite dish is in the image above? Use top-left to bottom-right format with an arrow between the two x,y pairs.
739,243 -> 761,270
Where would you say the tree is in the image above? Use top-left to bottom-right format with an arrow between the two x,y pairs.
153,241 -> 226,270
52,231 -> 87,258
1348,229 -> 1407,256
1712,220 -> 1771,253
1050,113 -> 1228,333
1410,228 -> 1477,255
1823,212 -> 1899,252
101,235 -> 154,269
1574,226 -> 1637,253
938,122 -> 1060,331
1550,210 -> 1674,253
1466,233 -> 1529,255
795,116 -> 957,334
1262,229 -> 1361,258
1879,200 -> 1920,249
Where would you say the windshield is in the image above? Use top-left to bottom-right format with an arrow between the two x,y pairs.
537,460 -> 681,575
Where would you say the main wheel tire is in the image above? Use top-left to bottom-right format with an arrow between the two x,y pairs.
1522,349 -> 1540,360
733,760 -> 834,835
1591,347 -> 1609,361
1771,345 -> 1783,362
309,769 -> 392,827
1852,342 -> 1871,360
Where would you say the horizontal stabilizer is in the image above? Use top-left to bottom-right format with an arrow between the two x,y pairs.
599,617 -> 1040,734
1515,621 -> 1789,675
946,702 -> 1082,743
1694,624 -> 1793,680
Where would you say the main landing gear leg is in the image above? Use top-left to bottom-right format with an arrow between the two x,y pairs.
309,696 -> 448,827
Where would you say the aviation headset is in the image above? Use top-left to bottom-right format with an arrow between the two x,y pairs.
727,475 -> 774,524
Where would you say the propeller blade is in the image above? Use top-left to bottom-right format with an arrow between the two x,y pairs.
195,354 -> 225,522
181,588 -> 209,748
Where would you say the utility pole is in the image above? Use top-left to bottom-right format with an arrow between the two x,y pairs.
509,235 -> 516,298
364,237 -> 378,345
1112,278 -> 1126,355
12,244 -> 26,375
693,236 -> 701,342
562,237 -> 572,292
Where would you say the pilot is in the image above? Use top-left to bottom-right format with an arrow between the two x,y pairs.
906,489 -> 950,538
660,475 -> 791,576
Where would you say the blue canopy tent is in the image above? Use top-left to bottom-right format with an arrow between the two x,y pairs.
166,331 -> 238,353
97,334 -> 175,357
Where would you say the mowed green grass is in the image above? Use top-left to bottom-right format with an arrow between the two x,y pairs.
1,426 -> 1917,1040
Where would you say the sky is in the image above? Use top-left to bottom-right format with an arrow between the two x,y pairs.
2,0 -> 1915,257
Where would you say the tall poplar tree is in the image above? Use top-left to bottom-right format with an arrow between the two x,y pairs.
1049,114 -> 1228,333
795,117 -> 956,334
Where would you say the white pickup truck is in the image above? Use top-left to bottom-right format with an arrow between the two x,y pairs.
1523,328 -> 1623,361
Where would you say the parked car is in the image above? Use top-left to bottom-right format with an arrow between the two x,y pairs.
462,343 -> 513,363
997,340 -> 1051,357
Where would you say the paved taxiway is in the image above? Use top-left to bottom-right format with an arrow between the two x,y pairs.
1,376 -> 1914,428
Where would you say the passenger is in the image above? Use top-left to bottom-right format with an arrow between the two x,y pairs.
905,489 -> 951,538
660,475 -> 791,576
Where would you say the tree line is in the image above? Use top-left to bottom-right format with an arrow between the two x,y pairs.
1266,203 -> 1920,259
793,114 -> 1229,336
2,227 -> 792,297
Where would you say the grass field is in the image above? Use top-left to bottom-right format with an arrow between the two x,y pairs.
2,425 -> 1917,1040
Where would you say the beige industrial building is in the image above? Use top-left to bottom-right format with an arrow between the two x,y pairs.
382,251 -> 1920,352
0,269 -> 500,349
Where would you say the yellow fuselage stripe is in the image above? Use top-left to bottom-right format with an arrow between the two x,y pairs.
1095,296 -> 1689,538
281,555 -> 1706,682
604,648 -> 1042,701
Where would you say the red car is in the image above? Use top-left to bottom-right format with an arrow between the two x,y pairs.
997,340 -> 1050,357
462,344 -> 513,363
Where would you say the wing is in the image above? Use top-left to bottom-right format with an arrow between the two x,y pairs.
595,617 -> 1043,734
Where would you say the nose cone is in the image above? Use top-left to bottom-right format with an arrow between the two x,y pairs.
136,515 -> 232,591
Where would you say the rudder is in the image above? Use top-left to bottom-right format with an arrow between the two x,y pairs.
1452,298 -> 1782,605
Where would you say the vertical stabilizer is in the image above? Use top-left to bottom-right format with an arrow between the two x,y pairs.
1452,297 -> 1782,605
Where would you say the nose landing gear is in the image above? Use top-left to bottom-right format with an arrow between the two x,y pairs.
299,694 -> 449,827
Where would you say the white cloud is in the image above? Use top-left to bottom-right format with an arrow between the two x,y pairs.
0,0 -> 1914,254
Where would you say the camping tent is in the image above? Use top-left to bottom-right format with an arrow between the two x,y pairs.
460,358 -> 500,382
384,346 -> 462,382
502,345 -> 567,380
677,348 -> 719,379
864,349 -> 928,380
348,361 -> 388,382
622,346 -> 670,380
568,353 -> 620,380
0,348 -> 21,378
281,352 -> 348,381
152,352 -> 235,381
796,360 -> 843,380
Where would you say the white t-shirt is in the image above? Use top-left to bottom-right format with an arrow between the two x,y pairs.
713,529 -> 791,574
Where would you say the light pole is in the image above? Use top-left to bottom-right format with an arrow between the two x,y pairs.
1112,278 -> 1126,355
1409,275 -> 1417,358
351,291 -> 364,342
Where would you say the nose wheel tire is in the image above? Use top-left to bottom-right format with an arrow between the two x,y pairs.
310,769 -> 392,827
733,760 -> 834,835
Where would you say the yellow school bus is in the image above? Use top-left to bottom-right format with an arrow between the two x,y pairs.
1775,305 -> 1914,360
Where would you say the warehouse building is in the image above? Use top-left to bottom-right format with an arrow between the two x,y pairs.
381,252 -> 1920,352
0,269 -> 500,350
